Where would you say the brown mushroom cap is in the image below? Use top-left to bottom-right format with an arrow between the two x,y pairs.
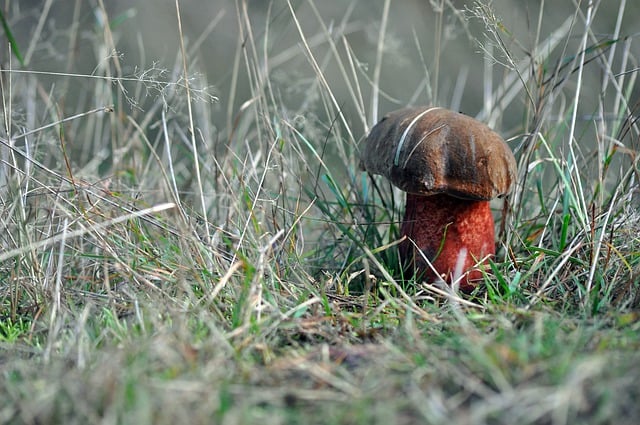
360,107 -> 517,200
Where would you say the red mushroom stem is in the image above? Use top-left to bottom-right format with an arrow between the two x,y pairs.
398,193 -> 495,291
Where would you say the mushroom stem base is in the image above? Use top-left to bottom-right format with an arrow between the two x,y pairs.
399,193 -> 495,291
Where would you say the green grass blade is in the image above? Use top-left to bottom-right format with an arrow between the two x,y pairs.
0,9 -> 24,66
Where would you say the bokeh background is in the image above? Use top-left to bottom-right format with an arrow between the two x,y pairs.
10,0 -> 640,146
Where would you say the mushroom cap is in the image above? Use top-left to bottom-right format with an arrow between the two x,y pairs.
360,107 -> 517,200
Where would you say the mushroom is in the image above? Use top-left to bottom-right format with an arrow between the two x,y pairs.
360,107 -> 517,291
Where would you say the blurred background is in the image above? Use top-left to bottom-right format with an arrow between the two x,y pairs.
8,0 -> 639,143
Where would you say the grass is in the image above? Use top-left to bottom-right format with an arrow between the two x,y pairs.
1,0 -> 640,424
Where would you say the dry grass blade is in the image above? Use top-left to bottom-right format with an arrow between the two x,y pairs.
174,0 -> 210,244
0,203 -> 175,263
